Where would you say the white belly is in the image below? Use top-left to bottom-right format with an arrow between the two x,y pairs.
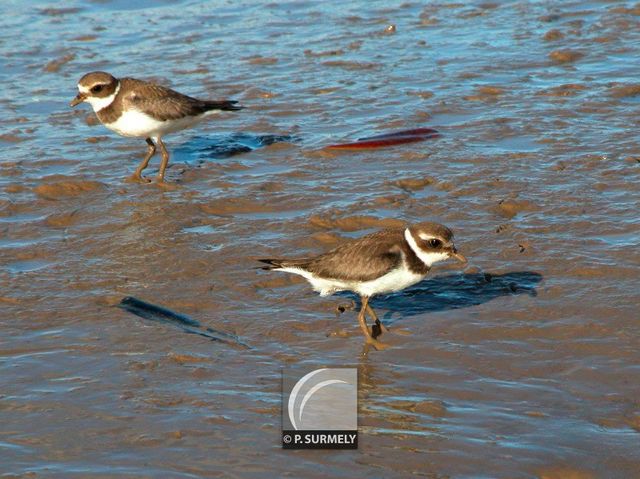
353,267 -> 424,297
278,265 -> 425,298
104,109 -> 212,138
279,267 -> 348,296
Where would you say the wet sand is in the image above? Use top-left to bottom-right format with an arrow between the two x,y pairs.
1,1 -> 639,477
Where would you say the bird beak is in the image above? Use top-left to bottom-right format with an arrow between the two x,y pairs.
70,93 -> 86,107
452,252 -> 467,263
449,247 -> 467,264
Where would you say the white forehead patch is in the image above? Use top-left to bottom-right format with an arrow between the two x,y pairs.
405,229 -> 449,267
78,84 -> 90,94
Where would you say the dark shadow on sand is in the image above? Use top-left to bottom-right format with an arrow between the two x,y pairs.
117,296 -> 250,349
180,133 -> 299,161
339,271 -> 542,320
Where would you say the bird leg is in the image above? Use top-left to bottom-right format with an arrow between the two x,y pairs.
366,303 -> 389,339
357,296 -> 388,350
128,137 -> 155,183
156,137 -> 170,183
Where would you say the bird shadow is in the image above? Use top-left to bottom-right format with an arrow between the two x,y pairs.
337,271 -> 542,320
179,133 -> 299,162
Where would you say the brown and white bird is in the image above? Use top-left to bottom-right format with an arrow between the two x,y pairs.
70,71 -> 242,184
259,222 -> 466,350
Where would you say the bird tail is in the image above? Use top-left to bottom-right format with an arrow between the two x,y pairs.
258,258 -> 287,270
204,100 -> 243,111
257,258 -> 310,271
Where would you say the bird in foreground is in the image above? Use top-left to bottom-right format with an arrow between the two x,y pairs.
70,71 -> 243,184
259,222 -> 466,350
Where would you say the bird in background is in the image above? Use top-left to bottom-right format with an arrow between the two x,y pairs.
70,71 -> 242,184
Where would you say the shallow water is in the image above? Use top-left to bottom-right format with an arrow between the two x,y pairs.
1,1 -> 639,477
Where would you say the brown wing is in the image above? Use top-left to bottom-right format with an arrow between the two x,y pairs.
305,229 -> 405,282
120,78 -> 240,121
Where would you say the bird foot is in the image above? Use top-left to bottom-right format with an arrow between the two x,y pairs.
126,174 -> 152,184
370,323 -> 383,339
392,328 -> 413,336
155,180 -> 178,191
376,319 -> 389,332
370,319 -> 390,339
365,338 -> 390,351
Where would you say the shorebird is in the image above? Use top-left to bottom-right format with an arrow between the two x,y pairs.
70,71 -> 242,184
259,222 -> 466,350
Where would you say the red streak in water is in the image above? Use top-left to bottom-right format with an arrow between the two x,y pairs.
325,128 -> 440,149
357,128 -> 440,141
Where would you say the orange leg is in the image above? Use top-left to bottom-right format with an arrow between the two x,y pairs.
156,137 -> 170,183
128,137 -> 155,183
357,296 -> 388,350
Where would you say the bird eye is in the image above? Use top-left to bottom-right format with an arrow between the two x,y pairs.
91,85 -> 103,93
428,239 -> 442,248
